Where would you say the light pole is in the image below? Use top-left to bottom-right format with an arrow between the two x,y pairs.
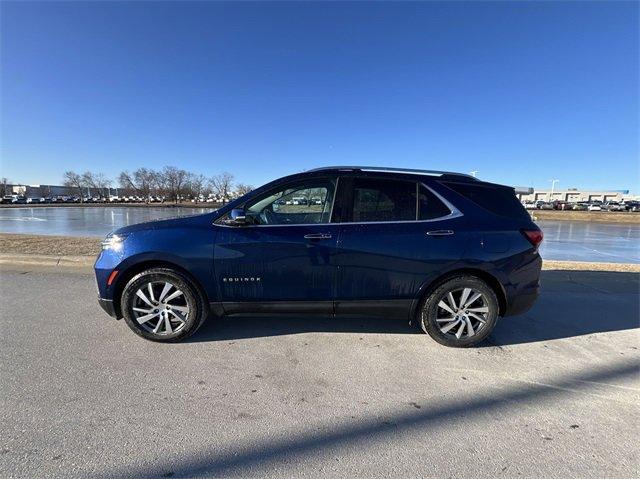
470,170 -> 478,177
549,179 -> 559,201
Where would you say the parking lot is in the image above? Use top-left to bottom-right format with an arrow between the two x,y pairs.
0,266 -> 638,478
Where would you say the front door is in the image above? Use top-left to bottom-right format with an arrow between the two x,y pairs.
213,177 -> 339,314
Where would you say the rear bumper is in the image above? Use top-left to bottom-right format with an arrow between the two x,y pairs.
502,252 -> 542,317
503,285 -> 539,317
97,297 -> 118,318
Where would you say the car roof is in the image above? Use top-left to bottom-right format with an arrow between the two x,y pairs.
304,165 -> 478,181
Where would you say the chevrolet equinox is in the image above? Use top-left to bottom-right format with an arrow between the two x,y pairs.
95,166 -> 543,347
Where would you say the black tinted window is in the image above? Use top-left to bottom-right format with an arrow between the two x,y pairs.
351,178 -> 416,222
443,181 -> 529,220
418,184 -> 451,219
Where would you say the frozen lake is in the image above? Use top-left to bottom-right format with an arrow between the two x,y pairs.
0,206 -> 216,237
0,207 -> 638,264
537,219 -> 639,264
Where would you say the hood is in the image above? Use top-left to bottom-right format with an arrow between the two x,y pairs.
112,212 -> 216,235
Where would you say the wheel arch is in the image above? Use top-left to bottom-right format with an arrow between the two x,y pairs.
111,259 -> 208,319
410,268 -> 507,320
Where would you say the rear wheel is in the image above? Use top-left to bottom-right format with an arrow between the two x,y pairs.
120,268 -> 209,342
419,275 -> 499,347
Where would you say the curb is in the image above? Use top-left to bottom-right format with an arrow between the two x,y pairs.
0,253 -> 95,269
541,260 -> 640,273
1,254 -> 638,273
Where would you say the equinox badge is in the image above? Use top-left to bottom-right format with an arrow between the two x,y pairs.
222,277 -> 261,283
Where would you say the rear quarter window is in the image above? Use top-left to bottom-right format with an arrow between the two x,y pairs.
441,181 -> 530,220
418,184 -> 452,220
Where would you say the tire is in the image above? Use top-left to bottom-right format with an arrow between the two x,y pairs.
120,267 -> 209,342
418,275 -> 499,348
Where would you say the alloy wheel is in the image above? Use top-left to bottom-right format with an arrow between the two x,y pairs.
435,287 -> 489,339
131,281 -> 190,335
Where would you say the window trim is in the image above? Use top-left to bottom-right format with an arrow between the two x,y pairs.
214,179 -> 462,228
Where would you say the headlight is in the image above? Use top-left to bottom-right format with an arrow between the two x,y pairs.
101,233 -> 128,251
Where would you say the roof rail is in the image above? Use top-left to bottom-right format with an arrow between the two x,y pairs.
305,166 -> 476,178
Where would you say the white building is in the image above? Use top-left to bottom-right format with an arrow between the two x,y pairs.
518,189 -> 636,202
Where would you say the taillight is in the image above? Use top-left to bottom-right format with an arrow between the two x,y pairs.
521,229 -> 543,248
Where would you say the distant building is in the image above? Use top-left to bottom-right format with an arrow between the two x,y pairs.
3,184 -> 115,198
518,189 -> 636,202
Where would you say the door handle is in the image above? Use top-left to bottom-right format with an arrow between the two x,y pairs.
426,230 -> 454,236
304,233 -> 332,240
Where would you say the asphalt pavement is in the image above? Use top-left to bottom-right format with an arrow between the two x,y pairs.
0,266 -> 638,478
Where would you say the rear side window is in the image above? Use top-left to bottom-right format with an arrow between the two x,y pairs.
442,181 -> 530,220
418,184 -> 451,220
352,178 -> 416,222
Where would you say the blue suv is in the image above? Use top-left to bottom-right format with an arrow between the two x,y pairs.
95,166 -> 543,347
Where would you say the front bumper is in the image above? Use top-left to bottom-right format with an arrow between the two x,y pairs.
98,297 -> 118,318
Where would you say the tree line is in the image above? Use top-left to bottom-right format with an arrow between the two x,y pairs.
62,167 -> 253,204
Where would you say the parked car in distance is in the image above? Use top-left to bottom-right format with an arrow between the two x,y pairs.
572,202 -> 588,211
1,195 -> 16,204
603,201 -> 624,211
552,200 -> 571,210
522,200 -> 536,210
95,166 -> 543,348
538,201 -> 554,210
622,200 -> 640,212
587,203 -> 602,211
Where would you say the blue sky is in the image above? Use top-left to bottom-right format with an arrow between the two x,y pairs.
1,1 -> 638,191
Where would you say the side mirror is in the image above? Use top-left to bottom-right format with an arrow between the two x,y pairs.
223,208 -> 248,226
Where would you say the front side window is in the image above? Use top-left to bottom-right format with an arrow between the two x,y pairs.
244,178 -> 336,225
351,178 -> 416,222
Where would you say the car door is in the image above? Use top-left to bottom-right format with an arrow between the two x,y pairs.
333,176 -> 468,318
213,176 -> 339,314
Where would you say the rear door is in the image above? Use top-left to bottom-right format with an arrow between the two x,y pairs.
333,176 -> 468,317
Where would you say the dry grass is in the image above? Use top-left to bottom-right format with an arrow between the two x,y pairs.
542,260 -> 640,273
0,233 -> 101,256
532,210 -> 640,224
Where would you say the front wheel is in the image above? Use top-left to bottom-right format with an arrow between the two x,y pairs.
419,275 -> 499,348
120,268 -> 209,342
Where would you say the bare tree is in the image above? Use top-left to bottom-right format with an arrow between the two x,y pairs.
160,166 -> 189,203
187,173 -> 208,203
210,172 -> 234,201
235,183 -> 253,197
80,171 -> 113,198
81,171 -> 98,198
62,171 -> 86,202
119,168 -> 157,202
94,173 -> 113,199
